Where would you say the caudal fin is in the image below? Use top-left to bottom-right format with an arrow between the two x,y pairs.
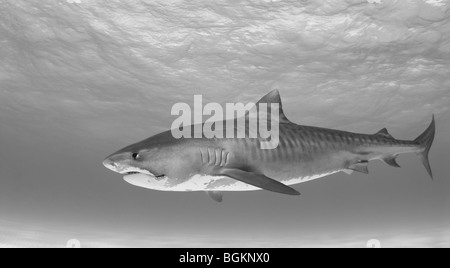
414,115 -> 435,179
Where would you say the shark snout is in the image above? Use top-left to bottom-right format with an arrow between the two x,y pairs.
103,158 -> 119,172
102,156 -> 154,176
102,158 -> 128,174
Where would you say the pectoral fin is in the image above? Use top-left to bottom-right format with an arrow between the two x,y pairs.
206,191 -> 223,202
348,161 -> 369,174
217,168 -> 300,196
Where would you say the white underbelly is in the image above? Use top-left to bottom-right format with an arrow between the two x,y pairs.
123,170 -> 342,192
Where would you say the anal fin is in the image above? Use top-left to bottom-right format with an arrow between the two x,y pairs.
382,155 -> 401,168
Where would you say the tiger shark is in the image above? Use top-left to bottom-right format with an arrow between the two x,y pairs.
103,90 -> 435,202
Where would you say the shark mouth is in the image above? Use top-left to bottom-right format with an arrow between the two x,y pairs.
124,171 -> 142,175
103,160 -> 166,178
124,171 -> 165,178
118,167 -> 165,178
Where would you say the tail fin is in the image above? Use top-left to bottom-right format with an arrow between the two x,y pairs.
414,115 -> 435,179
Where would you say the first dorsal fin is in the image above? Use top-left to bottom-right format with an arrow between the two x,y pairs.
375,128 -> 394,139
248,89 -> 290,123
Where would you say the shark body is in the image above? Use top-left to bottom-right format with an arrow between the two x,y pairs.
103,90 -> 435,202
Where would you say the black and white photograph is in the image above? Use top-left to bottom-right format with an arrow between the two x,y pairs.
0,0 -> 449,250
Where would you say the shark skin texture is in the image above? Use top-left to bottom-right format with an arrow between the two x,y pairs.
103,90 -> 435,202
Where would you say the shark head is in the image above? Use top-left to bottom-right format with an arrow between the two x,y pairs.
103,130 -> 202,190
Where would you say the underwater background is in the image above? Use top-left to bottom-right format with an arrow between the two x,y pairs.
0,0 -> 449,247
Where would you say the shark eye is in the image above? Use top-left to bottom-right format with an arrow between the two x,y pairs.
131,153 -> 139,160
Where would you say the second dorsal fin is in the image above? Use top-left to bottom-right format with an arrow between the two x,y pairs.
375,128 -> 394,139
